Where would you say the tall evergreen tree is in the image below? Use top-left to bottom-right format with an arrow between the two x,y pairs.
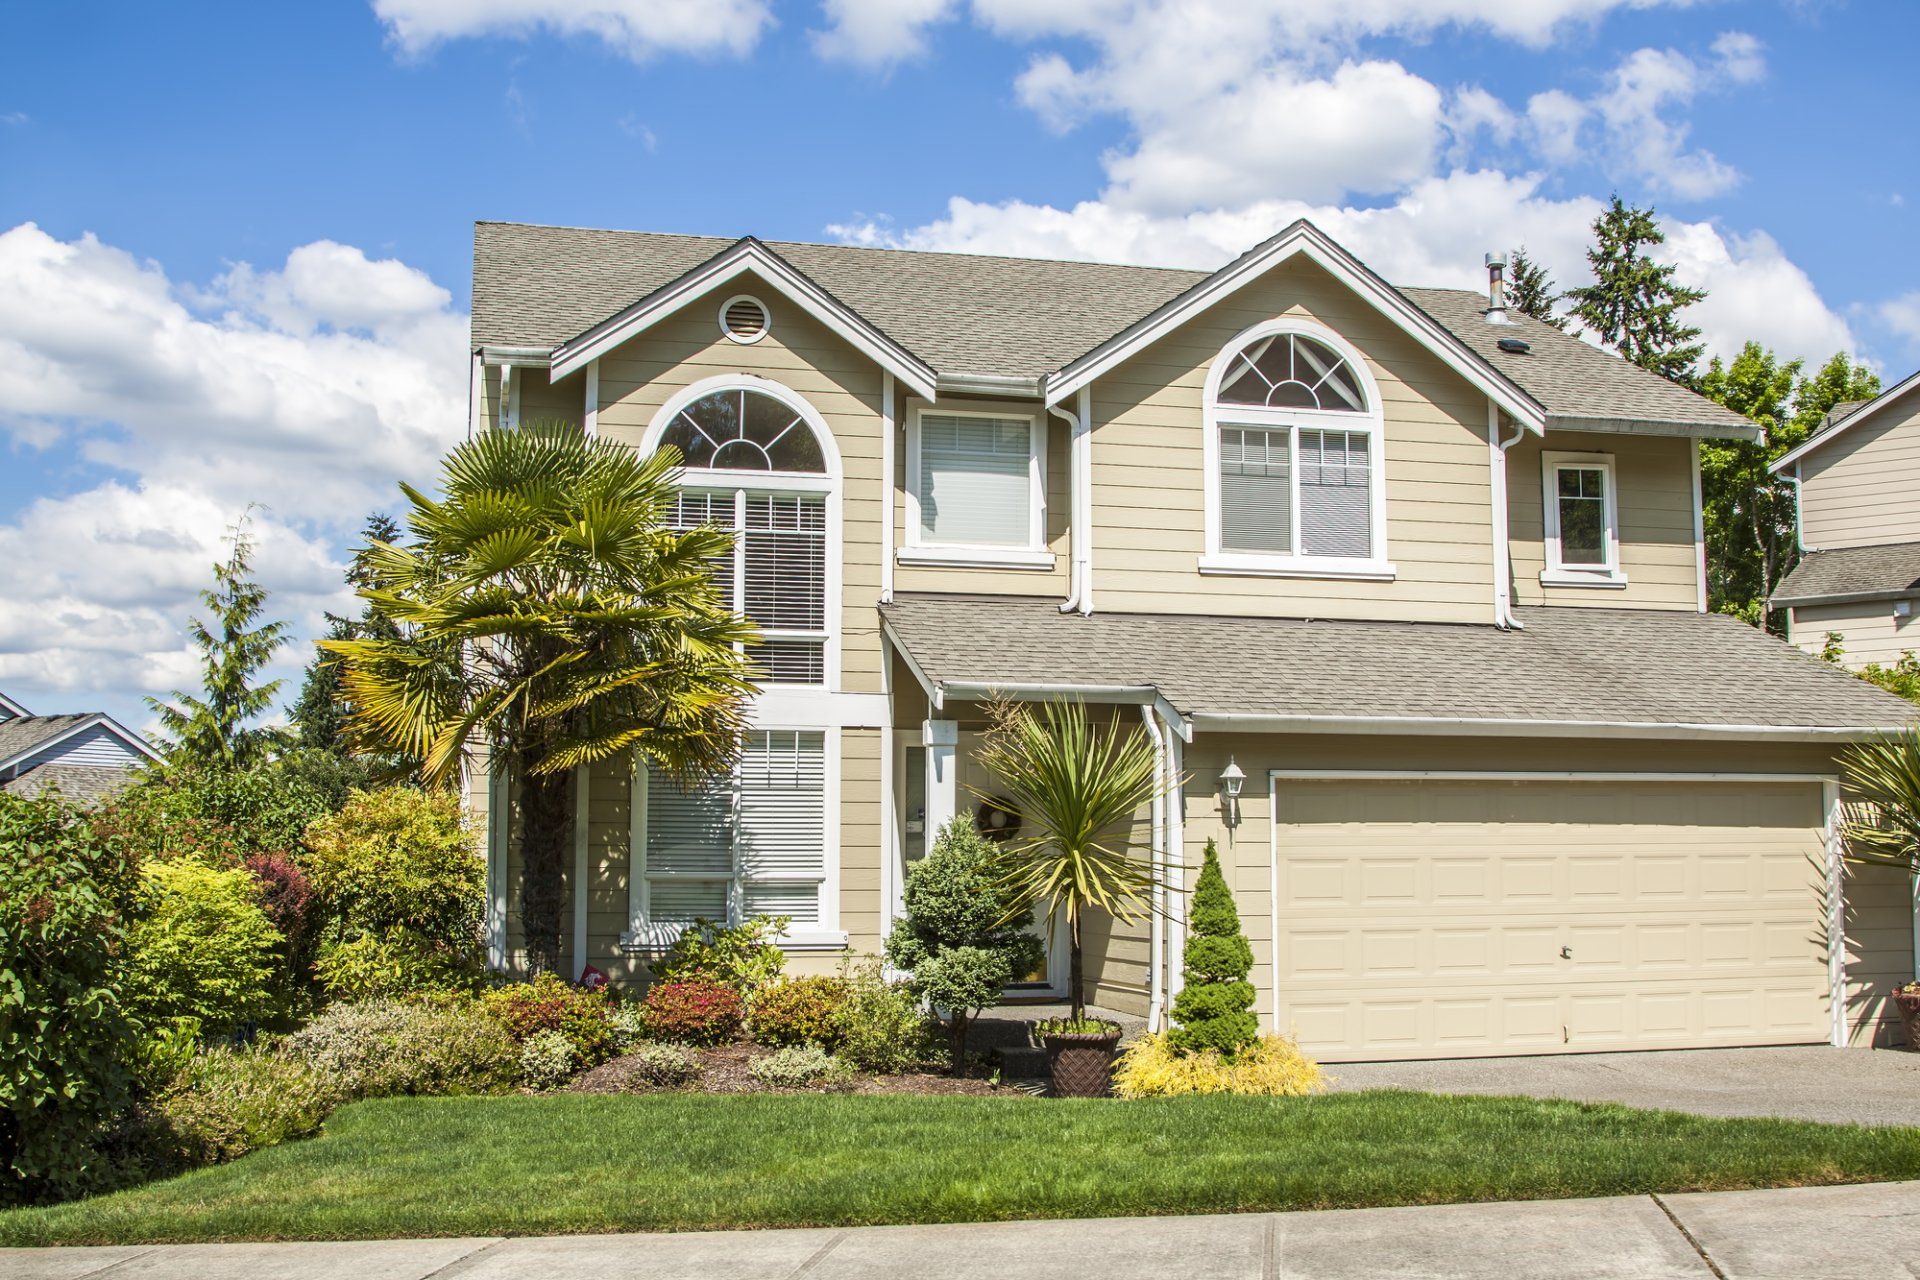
1700,346 -> 1880,629
147,517 -> 288,770
1507,246 -> 1565,329
291,512 -> 402,755
1168,840 -> 1258,1056
1565,196 -> 1706,385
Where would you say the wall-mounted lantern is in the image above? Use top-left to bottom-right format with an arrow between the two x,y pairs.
1219,757 -> 1246,828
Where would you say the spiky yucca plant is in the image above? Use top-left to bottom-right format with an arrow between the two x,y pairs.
975,699 -> 1172,1019
323,422 -> 758,974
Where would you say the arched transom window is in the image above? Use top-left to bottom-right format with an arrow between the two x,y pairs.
1205,323 -> 1388,574
652,384 -> 835,686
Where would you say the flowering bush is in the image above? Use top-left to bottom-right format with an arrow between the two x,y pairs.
748,1044 -> 853,1090
277,998 -> 517,1100
747,976 -> 847,1049
518,1030 -> 577,1090
482,973 -> 615,1065
1111,1033 -> 1326,1099
641,980 -> 743,1046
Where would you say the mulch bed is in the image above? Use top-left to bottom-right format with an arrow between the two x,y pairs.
569,1041 -> 1022,1097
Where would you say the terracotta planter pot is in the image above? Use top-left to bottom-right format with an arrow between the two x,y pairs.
1893,991 -> 1920,1052
1042,1028 -> 1122,1098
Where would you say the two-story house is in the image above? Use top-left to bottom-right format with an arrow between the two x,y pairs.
1770,367 -> 1920,670
469,219 -> 1919,1057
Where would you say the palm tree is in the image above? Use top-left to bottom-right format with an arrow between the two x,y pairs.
1840,728 -> 1920,875
324,421 -> 759,974
975,699 -> 1174,1019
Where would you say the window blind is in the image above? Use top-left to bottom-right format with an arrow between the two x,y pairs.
672,489 -> 827,684
1219,426 -> 1292,553
1298,429 -> 1372,558
644,768 -> 733,924
918,414 -> 1033,547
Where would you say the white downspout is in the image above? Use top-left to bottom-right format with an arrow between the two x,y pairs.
1053,400 -> 1084,613
881,372 -> 897,605
468,352 -> 484,439
1487,399 -> 1527,631
584,360 -> 599,439
1164,712 -> 1186,1020
1076,386 -> 1094,615
1690,438 -> 1706,612
1142,704 -> 1167,1032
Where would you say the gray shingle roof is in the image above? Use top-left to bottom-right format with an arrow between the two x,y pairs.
1774,540 -> 1920,606
0,713 -> 93,766
472,221 -> 1751,434
881,593 -> 1917,733
3,763 -> 136,806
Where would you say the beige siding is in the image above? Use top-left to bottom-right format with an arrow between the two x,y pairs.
1088,256 -> 1495,624
1788,600 -> 1920,668
1800,386 -> 1920,550
1506,431 -> 1700,610
1166,735 -> 1912,1053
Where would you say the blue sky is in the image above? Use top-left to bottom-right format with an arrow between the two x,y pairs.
2,0 -> 1916,731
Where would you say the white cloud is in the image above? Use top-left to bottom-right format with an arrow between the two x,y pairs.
812,0 -> 957,67
0,223 -> 465,718
369,0 -> 772,61
1879,291 -> 1920,346
1578,37 -> 1763,199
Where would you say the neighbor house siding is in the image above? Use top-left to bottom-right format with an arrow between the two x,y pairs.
13,724 -> 144,772
1799,386 -> 1920,551
1788,600 -> 1920,668
1505,431 -> 1700,610
1086,256 -> 1495,625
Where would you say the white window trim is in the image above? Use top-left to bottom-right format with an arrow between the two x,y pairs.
642,374 -> 844,692
622,727 -> 845,954
1540,450 -> 1627,587
1201,318 -> 1394,579
903,405 -> 1052,568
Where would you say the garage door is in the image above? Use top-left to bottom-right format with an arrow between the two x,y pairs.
1272,774 -> 1835,1061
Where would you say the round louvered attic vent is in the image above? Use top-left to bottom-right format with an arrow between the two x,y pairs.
719,294 -> 770,344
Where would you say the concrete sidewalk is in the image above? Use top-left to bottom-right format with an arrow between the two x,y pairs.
4,1180 -> 1916,1279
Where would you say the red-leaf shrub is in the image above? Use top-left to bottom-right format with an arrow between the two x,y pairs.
482,973 -> 615,1065
245,854 -> 317,955
642,980 -> 743,1046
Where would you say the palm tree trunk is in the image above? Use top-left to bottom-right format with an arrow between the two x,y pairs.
519,759 -> 571,976
1069,907 -> 1084,1021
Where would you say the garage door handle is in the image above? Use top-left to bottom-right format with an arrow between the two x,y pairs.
1560,946 -> 1573,959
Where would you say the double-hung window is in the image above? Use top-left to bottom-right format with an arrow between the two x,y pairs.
635,729 -> 832,944
904,410 -> 1048,568
1541,452 -> 1623,586
657,385 -> 833,684
1204,326 -> 1390,579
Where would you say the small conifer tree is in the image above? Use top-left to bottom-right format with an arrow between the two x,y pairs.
1168,839 -> 1259,1056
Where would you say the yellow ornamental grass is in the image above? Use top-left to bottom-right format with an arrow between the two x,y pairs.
1111,1032 -> 1328,1099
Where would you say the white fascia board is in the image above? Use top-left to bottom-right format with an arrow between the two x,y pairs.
0,690 -> 29,718
549,240 -> 939,401
1190,711 -> 1902,743
1771,367 -> 1920,473
1772,587 -> 1920,609
934,680 -> 1192,741
0,713 -> 161,774
1042,223 -> 1547,433
1549,414 -> 1762,443
937,373 -> 1044,398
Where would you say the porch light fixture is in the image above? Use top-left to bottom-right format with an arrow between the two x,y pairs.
1219,757 -> 1246,827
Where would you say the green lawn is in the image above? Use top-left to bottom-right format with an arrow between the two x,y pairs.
6,1091 -> 1919,1245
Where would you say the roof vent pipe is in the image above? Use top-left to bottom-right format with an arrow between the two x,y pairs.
1484,251 -> 1511,325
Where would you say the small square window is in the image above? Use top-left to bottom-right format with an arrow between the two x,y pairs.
910,412 -> 1042,551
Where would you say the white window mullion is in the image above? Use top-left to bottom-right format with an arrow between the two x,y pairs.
1289,424 -> 1304,559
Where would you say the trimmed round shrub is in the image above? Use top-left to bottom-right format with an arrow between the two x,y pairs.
624,1042 -> 699,1088
0,792 -> 142,1204
1167,840 -> 1259,1057
641,980 -> 744,1046
831,957 -> 938,1074
519,1030 -> 577,1090
482,973 -> 615,1065
149,1045 -> 343,1167
748,1044 -> 853,1090
1113,1032 -> 1324,1099
124,858 -> 284,1034
277,998 -> 518,1099
747,976 -> 847,1049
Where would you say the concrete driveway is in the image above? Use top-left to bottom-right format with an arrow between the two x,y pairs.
1326,1045 -> 1920,1127
5,1182 -> 1918,1279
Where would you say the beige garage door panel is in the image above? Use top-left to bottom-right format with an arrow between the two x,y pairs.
1274,778 -> 1832,1061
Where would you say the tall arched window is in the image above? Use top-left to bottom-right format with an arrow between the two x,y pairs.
647,377 -> 837,686
1203,321 -> 1390,576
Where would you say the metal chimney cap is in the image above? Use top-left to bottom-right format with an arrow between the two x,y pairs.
1485,250 -> 1509,268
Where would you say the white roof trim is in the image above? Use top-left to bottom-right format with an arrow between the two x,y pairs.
549,238 -> 939,400
1041,220 -> 1547,433
0,712 -> 161,774
0,690 -> 29,719
1549,414 -> 1762,443
1771,366 -> 1920,473
1190,711 -> 1905,742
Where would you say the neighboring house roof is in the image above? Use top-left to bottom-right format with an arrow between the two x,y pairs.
472,220 -> 1755,438
1773,540 -> 1920,607
880,593 -> 1916,739
2,763 -> 138,804
1771,367 -> 1920,472
0,711 -> 160,806
0,690 -> 27,720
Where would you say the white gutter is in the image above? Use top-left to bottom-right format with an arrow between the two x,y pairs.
1189,711 -> 1903,742
931,680 -> 1191,740
1141,704 -> 1167,1033
881,372 -> 896,605
1691,438 -> 1706,612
